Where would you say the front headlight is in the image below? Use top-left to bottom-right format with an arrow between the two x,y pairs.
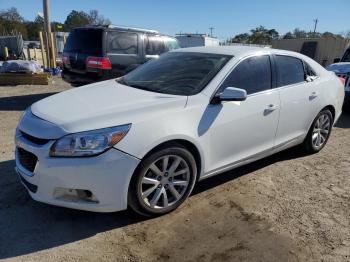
50,124 -> 131,157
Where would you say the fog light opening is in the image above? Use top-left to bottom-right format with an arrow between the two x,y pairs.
54,188 -> 99,203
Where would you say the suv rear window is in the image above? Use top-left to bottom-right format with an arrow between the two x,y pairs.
64,29 -> 102,55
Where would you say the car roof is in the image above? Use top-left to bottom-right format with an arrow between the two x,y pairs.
174,45 -> 308,59
174,45 -> 328,76
175,46 -> 268,56
72,25 -> 176,39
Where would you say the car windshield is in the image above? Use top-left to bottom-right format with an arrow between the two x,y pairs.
118,52 -> 232,96
341,49 -> 350,62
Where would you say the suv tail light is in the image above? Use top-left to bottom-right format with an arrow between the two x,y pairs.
86,57 -> 111,69
62,53 -> 70,66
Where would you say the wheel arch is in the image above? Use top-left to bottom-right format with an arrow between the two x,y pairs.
140,139 -> 203,182
322,105 -> 336,121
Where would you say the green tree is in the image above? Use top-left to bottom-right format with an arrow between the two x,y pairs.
283,32 -> 294,39
292,28 -> 308,39
250,26 -> 277,45
64,10 -> 89,31
24,15 -> 44,40
229,33 -> 250,44
0,7 -> 27,37
0,7 -> 23,22
88,9 -> 111,25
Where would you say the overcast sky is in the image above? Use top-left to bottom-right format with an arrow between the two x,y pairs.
1,0 -> 349,40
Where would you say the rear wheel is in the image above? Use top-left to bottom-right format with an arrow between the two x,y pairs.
302,109 -> 333,153
128,145 -> 197,216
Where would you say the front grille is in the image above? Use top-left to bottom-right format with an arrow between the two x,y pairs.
17,148 -> 38,173
20,131 -> 50,145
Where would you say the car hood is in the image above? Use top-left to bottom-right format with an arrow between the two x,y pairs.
31,80 -> 187,134
326,62 -> 350,74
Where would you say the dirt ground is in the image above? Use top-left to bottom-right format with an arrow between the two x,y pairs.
0,78 -> 349,262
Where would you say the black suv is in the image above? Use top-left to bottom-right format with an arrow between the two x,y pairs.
61,25 -> 180,86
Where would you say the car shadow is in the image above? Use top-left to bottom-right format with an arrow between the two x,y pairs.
0,159 -> 145,259
0,93 -> 57,111
193,146 -> 308,195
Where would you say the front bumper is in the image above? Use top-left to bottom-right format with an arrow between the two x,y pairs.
15,129 -> 140,212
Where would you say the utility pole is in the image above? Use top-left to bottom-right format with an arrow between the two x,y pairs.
313,18 -> 318,34
43,0 -> 52,68
209,27 -> 214,37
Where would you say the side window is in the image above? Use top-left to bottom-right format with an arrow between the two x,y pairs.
108,32 -> 138,54
304,62 -> 316,77
275,55 -> 305,86
165,39 -> 180,51
220,55 -> 272,95
145,36 -> 166,55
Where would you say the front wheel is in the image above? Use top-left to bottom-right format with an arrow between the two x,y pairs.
128,145 -> 197,216
302,109 -> 333,153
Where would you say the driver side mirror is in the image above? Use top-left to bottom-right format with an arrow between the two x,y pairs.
212,87 -> 247,104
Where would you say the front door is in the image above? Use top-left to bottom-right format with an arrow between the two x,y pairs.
206,55 -> 280,173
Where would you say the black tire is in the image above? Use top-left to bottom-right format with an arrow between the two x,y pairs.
128,145 -> 197,217
302,109 -> 333,153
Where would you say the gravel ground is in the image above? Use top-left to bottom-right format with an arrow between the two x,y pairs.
0,78 -> 349,262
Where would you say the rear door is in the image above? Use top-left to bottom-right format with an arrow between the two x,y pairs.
274,55 -> 321,146
106,31 -> 143,76
63,28 -> 103,74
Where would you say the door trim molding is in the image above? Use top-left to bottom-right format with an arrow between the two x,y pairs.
199,135 -> 304,181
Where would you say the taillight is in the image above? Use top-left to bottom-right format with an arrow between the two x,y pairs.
62,53 -> 70,66
86,57 -> 111,69
338,76 -> 346,87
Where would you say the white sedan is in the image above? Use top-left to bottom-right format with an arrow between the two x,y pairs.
15,46 -> 344,216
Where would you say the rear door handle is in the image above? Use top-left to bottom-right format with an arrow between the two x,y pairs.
309,91 -> 318,99
266,104 -> 279,111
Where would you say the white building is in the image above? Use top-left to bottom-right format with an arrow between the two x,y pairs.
175,33 -> 219,48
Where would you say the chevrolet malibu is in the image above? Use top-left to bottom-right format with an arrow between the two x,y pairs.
15,46 -> 344,216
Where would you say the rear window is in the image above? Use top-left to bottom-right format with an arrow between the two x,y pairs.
64,29 -> 102,55
275,55 -> 305,86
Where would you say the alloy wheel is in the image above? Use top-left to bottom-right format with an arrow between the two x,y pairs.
312,113 -> 331,149
139,155 -> 190,210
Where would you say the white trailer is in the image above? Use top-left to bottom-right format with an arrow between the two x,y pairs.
175,34 -> 219,48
